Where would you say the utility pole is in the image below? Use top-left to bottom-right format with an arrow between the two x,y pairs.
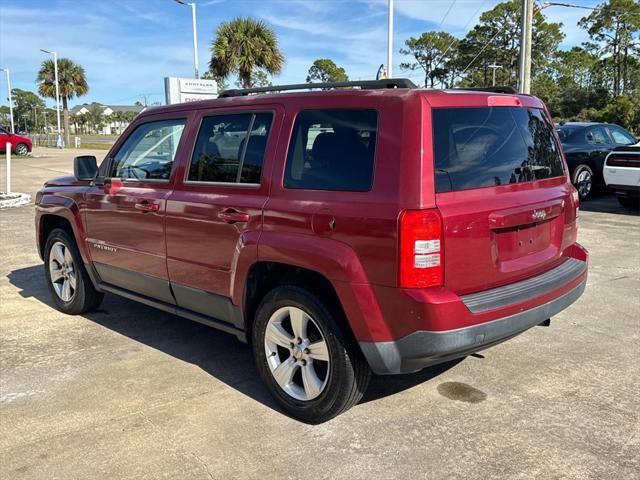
0,68 -> 15,133
387,0 -> 394,78
518,0 -> 533,93
488,63 -> 502,86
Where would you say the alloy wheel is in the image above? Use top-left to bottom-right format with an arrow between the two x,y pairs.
264,306 -> 330,401
49,241 -> 77,302
15,144 -> 28,156
576,169 -> 592,198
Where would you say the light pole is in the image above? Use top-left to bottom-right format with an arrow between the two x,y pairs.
40,49 -> 63,148
387,0 -> 394,78
0,68 -> 15,133
175,0 -> 199,79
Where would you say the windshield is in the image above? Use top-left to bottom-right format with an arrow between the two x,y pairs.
433,107 -> 565,193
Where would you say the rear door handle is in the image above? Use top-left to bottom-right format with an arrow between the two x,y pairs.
134,201 -> 160,212
218,209 -> 249,223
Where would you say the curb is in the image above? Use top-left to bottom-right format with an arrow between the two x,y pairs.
0,192 -> 31,209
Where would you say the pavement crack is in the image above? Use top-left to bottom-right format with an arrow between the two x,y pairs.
138,410 -> 215,480
190,451 -> 216,480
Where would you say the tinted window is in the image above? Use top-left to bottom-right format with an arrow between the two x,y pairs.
557,126 -> 580,142
433,107 -> 565,192
585,127 -> 609,144
607,126 -> 636,145
110,119 -> 186,180
188,112 -> 272,184
284,109 -> 378,191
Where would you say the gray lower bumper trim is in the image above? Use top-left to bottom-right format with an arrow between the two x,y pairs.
360,278 -> 586,375
461,258 -> 587,313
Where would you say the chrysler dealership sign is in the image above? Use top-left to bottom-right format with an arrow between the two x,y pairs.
164,77 -> 218,104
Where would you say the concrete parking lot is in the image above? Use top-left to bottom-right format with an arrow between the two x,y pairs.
1,148 -> 639,479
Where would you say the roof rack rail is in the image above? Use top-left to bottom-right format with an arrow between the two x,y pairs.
219,78 -> 417,98
450,86 -> 518,94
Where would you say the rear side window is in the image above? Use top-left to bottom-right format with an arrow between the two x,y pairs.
432,107 -> 565,193
284,109 -> 378,191
586,127 -> 609,145
188,112 -> 273,184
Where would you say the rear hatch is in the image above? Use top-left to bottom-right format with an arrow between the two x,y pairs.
427,94 -> 576,294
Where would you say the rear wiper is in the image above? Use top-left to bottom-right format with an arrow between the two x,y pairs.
515,165 -> 551,175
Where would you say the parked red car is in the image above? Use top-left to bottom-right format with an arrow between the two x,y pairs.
0,127 -> 32,155
35,80 -> 588,423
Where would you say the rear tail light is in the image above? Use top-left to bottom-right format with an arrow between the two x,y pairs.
606,155 -> 640,168
399,209 -> 443,288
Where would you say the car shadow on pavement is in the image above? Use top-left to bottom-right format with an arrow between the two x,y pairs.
579,191 -> 639,216
8,264 -> 460,418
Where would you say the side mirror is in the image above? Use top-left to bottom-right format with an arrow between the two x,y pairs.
73,155 -> 98,181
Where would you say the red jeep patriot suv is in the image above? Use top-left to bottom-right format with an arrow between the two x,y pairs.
35,79 -> 588,423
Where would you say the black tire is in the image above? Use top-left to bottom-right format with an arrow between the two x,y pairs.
573,164 -> 594,201
44,228 -> 103,314
617,196 -> 639,210
252,285 -> 371,423
14,143 -> 29,156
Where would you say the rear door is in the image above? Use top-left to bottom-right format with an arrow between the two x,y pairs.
585,125 -> 613,175
165,106 -> 281,320
428,100 -> 578,294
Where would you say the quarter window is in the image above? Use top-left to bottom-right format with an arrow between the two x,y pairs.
607,126 -> 636,145
284,109 -> 378,191
110,119 -> 186,180
188,112 -> 273,184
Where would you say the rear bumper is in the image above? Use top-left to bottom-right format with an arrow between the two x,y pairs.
608,183 -> 640,199
359,255 -> 588,374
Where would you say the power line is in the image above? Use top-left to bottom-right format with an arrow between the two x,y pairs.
438,0 -> 458,29
431,0 -> 490,73
537,2 -> 638,18
454,29 -> 502,84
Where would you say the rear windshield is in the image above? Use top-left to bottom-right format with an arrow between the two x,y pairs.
433,107 -> 565,193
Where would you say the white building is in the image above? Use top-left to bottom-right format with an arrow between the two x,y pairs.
69,103 -> 146,135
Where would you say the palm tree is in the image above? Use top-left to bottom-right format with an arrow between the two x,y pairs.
37,58 -> 88,144
209,18 -> 284,88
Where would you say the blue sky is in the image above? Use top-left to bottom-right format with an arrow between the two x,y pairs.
0,0 -> 600,108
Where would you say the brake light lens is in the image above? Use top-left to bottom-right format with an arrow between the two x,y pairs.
399,209 -> 443,288
606,154 -> 640,168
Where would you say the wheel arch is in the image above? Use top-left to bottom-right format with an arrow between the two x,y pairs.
572,162 -> 596,184
37,195 -> 89,262
242,261 -> 360,347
